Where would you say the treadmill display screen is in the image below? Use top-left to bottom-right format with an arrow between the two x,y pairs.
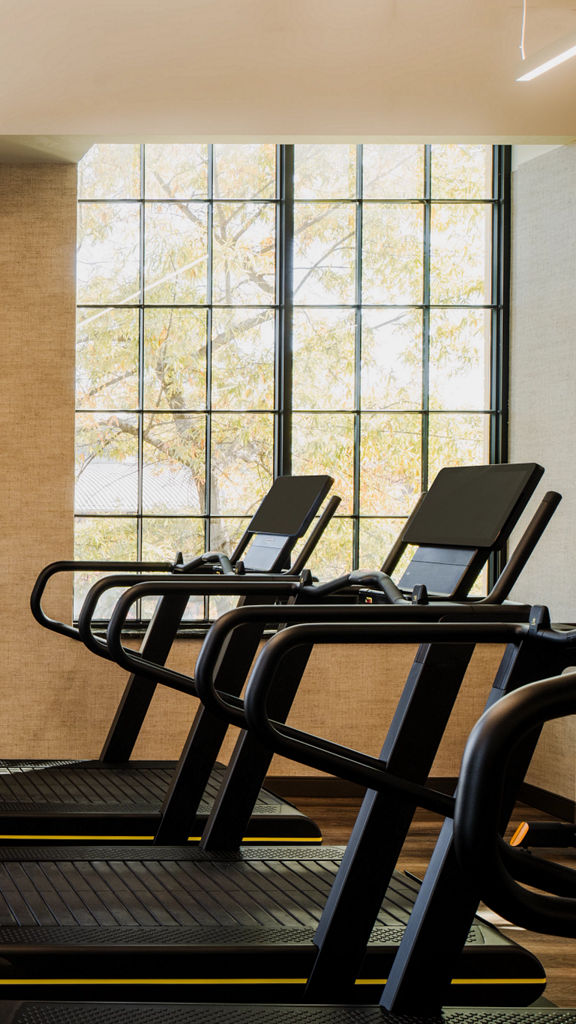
248,475 -> 333,538
403,463 -> 542,549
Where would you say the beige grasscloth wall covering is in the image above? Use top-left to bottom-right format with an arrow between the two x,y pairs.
0,161 -> 567,797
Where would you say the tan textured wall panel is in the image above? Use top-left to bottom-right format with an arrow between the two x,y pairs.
0,164 -> 78,758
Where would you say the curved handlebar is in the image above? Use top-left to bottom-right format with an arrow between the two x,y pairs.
78,573 -> 203,660
30,559 -> 174,642
348,570 -> 406,603
303,570 -> 406,602
100,577 -> 301,690
194,603 -> 530,723
174,551 -> 235,575
454,670 -> 576,937
236,621 -> 473,815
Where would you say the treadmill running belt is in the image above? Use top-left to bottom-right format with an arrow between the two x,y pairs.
0,848 -> 544,1003
2,1008 -> 576,1024
0,762 -> 317,841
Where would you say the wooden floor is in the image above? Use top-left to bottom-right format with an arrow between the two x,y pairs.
294,795 -> 576,1009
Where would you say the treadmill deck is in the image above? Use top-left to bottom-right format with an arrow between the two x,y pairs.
0,762 -> 320,842
0,847 -> 545,1003
0,1008 -> 574,1024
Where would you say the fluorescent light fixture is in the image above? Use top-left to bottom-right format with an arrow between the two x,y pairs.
517,30 -> 576,81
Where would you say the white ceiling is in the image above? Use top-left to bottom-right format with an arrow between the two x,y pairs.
1,0 -> 575,162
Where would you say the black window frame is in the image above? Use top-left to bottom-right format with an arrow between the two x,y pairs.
75,143 -> 511,629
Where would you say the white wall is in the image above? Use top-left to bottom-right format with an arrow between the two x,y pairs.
509,144 -> 576,802
509,144 -> 576,621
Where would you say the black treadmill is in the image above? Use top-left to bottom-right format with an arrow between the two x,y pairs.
0,464 -> 555,846
0,475 -> 336,845
97,461 -> 557,851
0,618 -> 574,1013
0,601 -> 575,1000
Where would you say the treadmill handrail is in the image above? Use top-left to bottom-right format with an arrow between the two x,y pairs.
103,596 -> 483,705
88,562 -> 409,661
239,619 -> 523,764
192,601 -> 534,721
30,559 -> 175,642
101,587 -> 534,720
454,669 -> 576,936
79,574 -> 302,664
483,491 -> 562,603
290,494 -> 341,574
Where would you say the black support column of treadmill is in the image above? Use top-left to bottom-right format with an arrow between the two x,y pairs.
304,641 -> 475,1001
381,619 -> 576,1015
200,640 -> 314,850
100,591 -> 192,763
154,594 -> 299,844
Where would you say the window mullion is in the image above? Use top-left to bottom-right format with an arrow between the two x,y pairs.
275,145 -> 294,477
422,144 -> 432,492
353,144 -> 363,569
205,145 -> 214,620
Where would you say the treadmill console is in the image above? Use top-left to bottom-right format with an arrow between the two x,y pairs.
242,534 -> 291,572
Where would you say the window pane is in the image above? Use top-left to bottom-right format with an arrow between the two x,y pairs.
363,145 -> 424,199
213,144 -> 276,199
75,412 -> 139,513
211,309 -> 275,410
430,204 -> 492,305
363,204 -> 424,305
294,144 -> 356,199
210,414 -> 274,514
77,203 -> 140,305
306,517 -> 353,579
73,517 -> 138,619
142,413 -> 206,513
144,144 -> 209,200
359,517 -> 406,569
74,516 -> 137,560
361,308 -> 422,410
76,308 -> 139,411
144,203 -> 208,304
78,144 -> 140,200
360,413 -> 422,515
141,517 -> 206,620
294,203 -> 356,304
142,516 -> 206,561
144,309 -> 207,411
208,593 -> 241,621
431,144 -> 493,199
292,413 -> 355,513
210,517 -> 250,554
428,413 -> 490,481
212,202 -> 276,305
429,309 -> 491,411
293,309 -> 355,410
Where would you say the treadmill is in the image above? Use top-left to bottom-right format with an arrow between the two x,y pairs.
0,616 -> 573,1005
2,666 -> 576,1023
0,475 -> 337,845
0,464 -> 556,846
97,462 -> 557,849
1,670 -> 576,1023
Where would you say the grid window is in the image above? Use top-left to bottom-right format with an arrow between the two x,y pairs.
75,143 -> 509,620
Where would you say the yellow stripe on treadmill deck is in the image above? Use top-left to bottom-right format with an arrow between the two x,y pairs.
0,976 -> 547,987
0,835 -> 323,843
0,979 -> 309,986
